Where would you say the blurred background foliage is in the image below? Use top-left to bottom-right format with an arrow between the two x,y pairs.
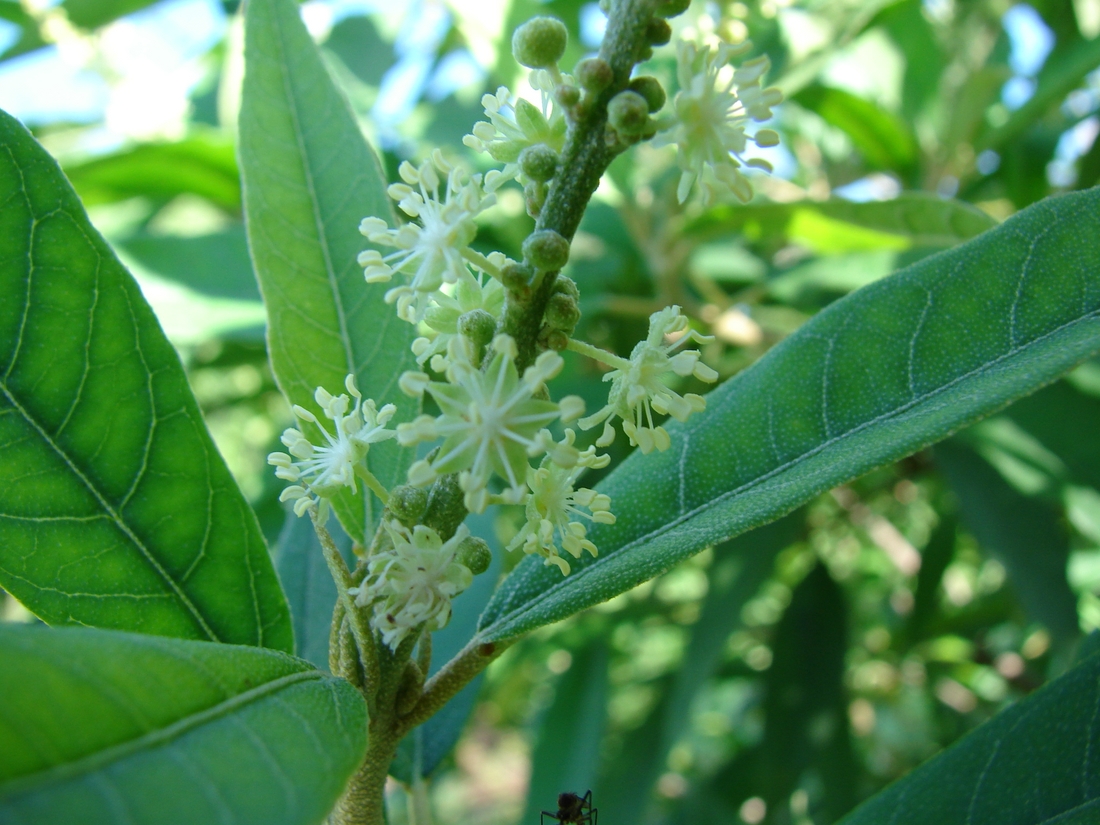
2,0 -> 1100,822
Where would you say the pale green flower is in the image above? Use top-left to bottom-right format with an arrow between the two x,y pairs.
507,432 -> 614,575
397,334 -> 582,513
653,38 -> 782,206
268,375 -> 396,521
355,521 -> 473,650
573,306 -> 717,454
412,269 -> 506,370
358,150 -> 497,322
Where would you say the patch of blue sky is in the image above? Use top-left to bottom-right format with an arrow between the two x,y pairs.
834,173 -> 902,202
580,3 -> 607,50
371,0 -> 450,139
0,18 -> 20,55
426,49 -> 484,102
0,0 -> 225,125
1000,4 -> 1054,110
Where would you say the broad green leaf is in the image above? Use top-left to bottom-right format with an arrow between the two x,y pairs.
0,625 -> 365,825
63,135 -> 241,212
906,515 -> 958,642
595,515 -> 801,825
0,2 -> 46,63
522,642 -> 609,825
686,194 -> 997,250
62,0 -> 159,30
1005,379 -> 1100,491
838,648 -> 1100,824
935,440 -> 1079,646
792,84 -> 918,172
239,0 -> 417,544
273,510 -> 354,671
0,109 -> 292,649
478,187 -> 1100,643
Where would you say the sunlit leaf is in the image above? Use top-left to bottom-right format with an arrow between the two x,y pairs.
0,625 -> 365,825
0,109 -> 292,649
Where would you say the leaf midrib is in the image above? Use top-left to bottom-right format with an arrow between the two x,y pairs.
0,669 -> 320,798
480,306 -> 1100,639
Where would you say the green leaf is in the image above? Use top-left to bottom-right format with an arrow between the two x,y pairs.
0,109 -> 292,649
595,514 -> 801,825
0,2 -> 46,63
63,135 -> 241,212
1005,379 -> 1100,492
838,647 -> 1100,824
0,625 -> 365,825
522,642 -> 609,825
478,187 -> 1100,643
935,439 -> 1079,646
792,84 -> 919,172
117,228 -> 261,303
61,0 -> 160,30
686,194 -> 997,250
239,0 -> 417,544
273,510 -> 355,671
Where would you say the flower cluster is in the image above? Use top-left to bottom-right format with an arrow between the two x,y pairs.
354,522 -> 474,649
575,306 -> 718,453
268,375 -> 396,522
653,38 -> 782,206
269,7 -> 781,652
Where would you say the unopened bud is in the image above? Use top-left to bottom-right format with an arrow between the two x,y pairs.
458,308 -> 497,347
523,229 -> 571,271
629,76 -> 666,112
456,536 -> 492,575
545,291 -> 581,332
519,144 -> 559,182
501,262 -> 534,297
552,275 -> 580,301
608,90 -> 650,135
512,16 -> 568,69
395,660 -> 424,716
554,84 -> 581,108
388,485 -> 429,525
656,0 -> 690,17
575,57 -> 613,92
646,18 -> 672,45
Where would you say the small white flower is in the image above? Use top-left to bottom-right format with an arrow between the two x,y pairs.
267,375 -> 396,521
463,71 -> 570,190
653,38 -> 782,206
356,521 -> 474,650
412,269 -> 506,370
396,334 -> 578,513
576,306 -> 718,454
508,432 -> 614,575
358,150 -> 496,323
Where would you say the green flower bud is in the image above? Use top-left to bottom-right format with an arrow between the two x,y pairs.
501,261 -> 534,298
545,291 -> 581,332
541,328 -> 570,351
512,16 -> 568,69
656,0 -> 690,17
458,308 -> 497,347
524,180 -> 548,218
388,485 -> 429,525
456,536 -> 492,575
395,660 -> 424,716
628,76 -> 666,112
575,57 -> 613,92
554,83 -> 581,108
646,18 -> 672,45
552,275 -> 580,300
607,90 -> 650,135
523,229 -> 570,271
519,144 -> 560,182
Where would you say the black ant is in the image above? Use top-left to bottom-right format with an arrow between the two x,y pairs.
542,790 -> 596,825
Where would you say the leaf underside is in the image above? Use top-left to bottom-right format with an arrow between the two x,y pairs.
479,187 -> 1100,642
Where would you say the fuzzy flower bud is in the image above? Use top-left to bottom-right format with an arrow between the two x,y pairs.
512,16 -> 568,69
523,229 -> 571,272
608,90 -> 651,136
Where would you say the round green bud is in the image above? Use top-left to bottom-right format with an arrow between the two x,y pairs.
524,181 -> 548,218
458,308 -> 497,347
388,485 -> 429,525
512,16 -> 567,69
629,76 -> 666,112
545,291 -> 581,332
607,90 -> 650,135
523,229 -> 571,271
656,0 -> 691,18
575,57 -> 613,92
552,275 -> 580,301
519,144 -> 559,182
542,328 -> 570,351
646,18 -> 672,46
554,83 -> 581,108
456,536 -> 492,575
598,0 -> 612,12
501,261 -> 534,298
